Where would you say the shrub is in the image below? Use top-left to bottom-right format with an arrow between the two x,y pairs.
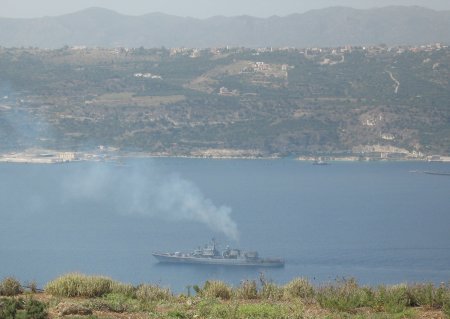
407,283 -> 437,308
234,280 -> 258,300
258,274 -> 283,301
443,290 -> 450,318
0,298 -> 20,319
136,284 -> 171,302
201,281 -> 232,300
284,277 -> 315,301
24,298 -> 47,319
25,281 -> 38,294
196,298 -> 221,318
192,285 -> 201,294
0,277 -> 23,296
260,282 -> 284,301
110,283 -> 137,299
435,283 -> 450,309
374,284 -> 409,313
45,273 -> 113,298
316,278 -> 372,312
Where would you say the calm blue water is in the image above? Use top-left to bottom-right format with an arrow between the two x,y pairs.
0,159 -> 449,291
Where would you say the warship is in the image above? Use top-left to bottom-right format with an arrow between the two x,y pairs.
152,239 -> 284,267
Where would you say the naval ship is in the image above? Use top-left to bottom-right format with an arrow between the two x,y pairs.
152,239 -> 284,267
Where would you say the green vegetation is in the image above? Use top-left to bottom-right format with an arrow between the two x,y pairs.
0,297 -> 47,319
0,45 -> 449,157
1,274 -> 449,318
136,284 -> 172,302
199,281 -> 232,300
44,273 -> 116,298
196,301 -> 303,319
44,273 -> 172,302
234,280 -> 258,300
316,278 -> 373,312
22,298 -> 47,319
284,277 -> 315,301
0,278 -> 23,297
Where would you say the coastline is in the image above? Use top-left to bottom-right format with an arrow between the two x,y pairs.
1,149 -> 450,164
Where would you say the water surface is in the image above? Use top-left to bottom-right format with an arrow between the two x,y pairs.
0,159 -> 449,291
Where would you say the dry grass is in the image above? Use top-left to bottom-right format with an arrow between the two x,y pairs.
201,280 -> 232,300
234,280 -> 258,300
135,284 -> 172,302
4,273 -> 449,319
284,277 -> 315,301
44,273 -> 114,298
0,277 -> 23,296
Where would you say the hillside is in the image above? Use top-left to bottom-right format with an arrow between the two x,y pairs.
0,45 -> 449,158
0,6 -> 450,48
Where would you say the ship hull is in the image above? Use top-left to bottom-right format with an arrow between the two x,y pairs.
152,253 -> 284,267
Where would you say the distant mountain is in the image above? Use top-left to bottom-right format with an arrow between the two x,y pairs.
1,6 -> 450,48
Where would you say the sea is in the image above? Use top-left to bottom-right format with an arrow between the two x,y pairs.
0,158 -> 449,292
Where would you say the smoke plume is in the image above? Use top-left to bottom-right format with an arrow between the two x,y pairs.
62,162 -> 239,241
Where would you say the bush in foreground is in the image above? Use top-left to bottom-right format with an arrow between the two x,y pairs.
373,284 -> 409,313
201,281 -> 232,300
316,278 -> 372,312
136,284 -> 172,302
442,290 -> 450,318
0,277 -> 23,296
234,280 -> 258,300
24,298 -> 48,319
258,275 -> 284,301
284,277 -> 315,301
0,297 -> 47,319
407,283 -> 450,309
0,298 -> 21,319
110,282 -> 137,299
45,273 -> 114,298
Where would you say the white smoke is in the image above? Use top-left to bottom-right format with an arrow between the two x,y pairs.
62,162 -> 239,241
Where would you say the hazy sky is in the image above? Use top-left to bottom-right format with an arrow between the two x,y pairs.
1,0 -> 450,18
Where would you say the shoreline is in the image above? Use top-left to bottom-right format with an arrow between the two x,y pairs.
1,149 -> 450,164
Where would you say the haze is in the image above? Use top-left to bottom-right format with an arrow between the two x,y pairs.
1,0 -> 450,18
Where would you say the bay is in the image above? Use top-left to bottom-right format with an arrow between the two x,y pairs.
0,158 -> 449,291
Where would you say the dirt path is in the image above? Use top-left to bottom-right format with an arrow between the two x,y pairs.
386,70 -> 400,94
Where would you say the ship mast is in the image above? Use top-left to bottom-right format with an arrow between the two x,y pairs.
211,238 -> 218,256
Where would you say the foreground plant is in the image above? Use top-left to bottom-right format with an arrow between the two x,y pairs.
201,281 -> 232,300
284,277 -> 315,301
45,273 -> 114,298
0,277 -> 23,296
11,273 -> 450,318
0,297 -> 47,319
136,284 -> 172,302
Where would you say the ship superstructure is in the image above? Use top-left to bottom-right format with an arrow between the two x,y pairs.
152,239 -> 284,267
